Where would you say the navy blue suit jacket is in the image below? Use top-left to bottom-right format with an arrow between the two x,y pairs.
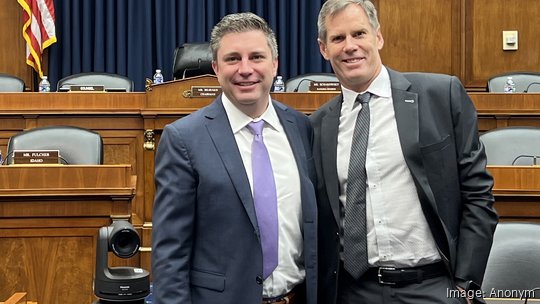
152,95 -> 318,304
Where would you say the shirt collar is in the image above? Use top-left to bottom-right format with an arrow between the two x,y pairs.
221,94 -> 280,134
341,65 -> 392,106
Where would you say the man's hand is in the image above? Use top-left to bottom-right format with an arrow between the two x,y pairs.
457,286 -> 473,304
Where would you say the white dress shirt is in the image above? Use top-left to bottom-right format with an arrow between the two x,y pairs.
337,66 -> 441,268
221,94 -> 304,297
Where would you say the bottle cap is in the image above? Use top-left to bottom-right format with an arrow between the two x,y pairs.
42,76 -> 48,80
156,69 -> 161,73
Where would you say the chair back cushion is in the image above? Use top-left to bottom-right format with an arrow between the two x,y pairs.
487,72 -> 540,93
482,222 -> 540,298
480,126 -> 540,165
172,43 -> 214,79
0,73 -> 25,92
6,126 -> 103,165
57,72 -> 134,92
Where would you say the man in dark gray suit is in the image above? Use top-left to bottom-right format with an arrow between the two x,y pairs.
310,1 -> 498,303
152,12 -> 317,304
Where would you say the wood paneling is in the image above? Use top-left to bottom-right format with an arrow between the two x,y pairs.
465,0 -> 540,89
0,1 -> 32,89
470,93 -> 540,131
0,165 -> 135,304
378,0 -> 461,77
1,292 -> 37,304
489,166 -> 540,222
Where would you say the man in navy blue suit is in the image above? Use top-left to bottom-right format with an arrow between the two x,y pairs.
152,12 -> 317,304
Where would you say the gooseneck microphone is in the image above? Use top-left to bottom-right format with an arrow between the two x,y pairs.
0,151 -> 14,165
523,82 -> 540,93
523,286 -> 540,304
511,154 -> 540,165
293,78 -> 317,92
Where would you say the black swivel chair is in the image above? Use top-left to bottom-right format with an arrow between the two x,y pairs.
0,73 -> 25,92
6,125 -> 104,165
172,42 -> 214,80
57,72 -> 134,92
482,222 -> 540,299
285,73 -> 339,92
487,72 -> 540,93
479,126 -> 540,165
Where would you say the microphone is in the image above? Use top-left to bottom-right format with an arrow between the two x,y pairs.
58,155 -> 69,165
523,286 -> 540,303
182,58 -> 212,79
511,154 -> 540,165
59,82 -> 76,92
293,78 -> 317,92
0,151 -> 14,165
523,82 -> 540,93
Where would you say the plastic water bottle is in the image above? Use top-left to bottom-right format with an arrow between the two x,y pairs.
153,69 -> 164,84
38,76 -> 51,92
273,75 -> 285,92
503,76 -> 516,93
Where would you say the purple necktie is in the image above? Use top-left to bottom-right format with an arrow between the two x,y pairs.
247,120 -> 279,279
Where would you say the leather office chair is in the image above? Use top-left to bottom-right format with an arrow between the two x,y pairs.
482,222 -> 540,299
487,72 -> 540,93
57,72 -> 134,92
172,42 -> 214,80
6,125 -> 103,165
0,73 -> 25,92
285,73 -> 339,92
480,126 -> 540,165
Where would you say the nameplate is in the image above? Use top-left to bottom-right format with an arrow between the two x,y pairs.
69,85 -> 106,92
13,150 -> 60,165
309,81 -> 341,92
190,86 -> 222,98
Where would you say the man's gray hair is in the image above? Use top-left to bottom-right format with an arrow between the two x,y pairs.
317,0 -> 380,42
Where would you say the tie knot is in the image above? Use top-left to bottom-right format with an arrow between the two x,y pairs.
247,120 -> 265,136
356,92 -> 371,105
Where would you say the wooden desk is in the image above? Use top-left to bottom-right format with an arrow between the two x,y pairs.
0,92 -> 149,272
488,166 -> 540,222
0,165 -> 136,304
469,93 -> 540,132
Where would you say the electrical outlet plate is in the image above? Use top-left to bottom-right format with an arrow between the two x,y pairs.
502,30 -> 518,51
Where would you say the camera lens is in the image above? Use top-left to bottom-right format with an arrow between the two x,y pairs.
110,228 -> 140,258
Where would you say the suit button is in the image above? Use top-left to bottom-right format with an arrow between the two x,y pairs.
256,276 -> 263,284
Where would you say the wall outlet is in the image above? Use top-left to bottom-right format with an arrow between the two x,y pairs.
502,30 -> 518,51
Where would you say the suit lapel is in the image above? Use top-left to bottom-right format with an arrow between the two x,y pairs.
389,69 -> 439,213
321,96 -> 343,225
274,100 -> 316,224
203,97 -> 259,231
274,101 -> 307,170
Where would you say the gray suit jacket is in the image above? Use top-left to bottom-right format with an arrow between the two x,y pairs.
152,96 -> 318,304
310,68 -> 498,304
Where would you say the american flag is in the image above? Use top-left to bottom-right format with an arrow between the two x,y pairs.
18,0 -> 57,78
